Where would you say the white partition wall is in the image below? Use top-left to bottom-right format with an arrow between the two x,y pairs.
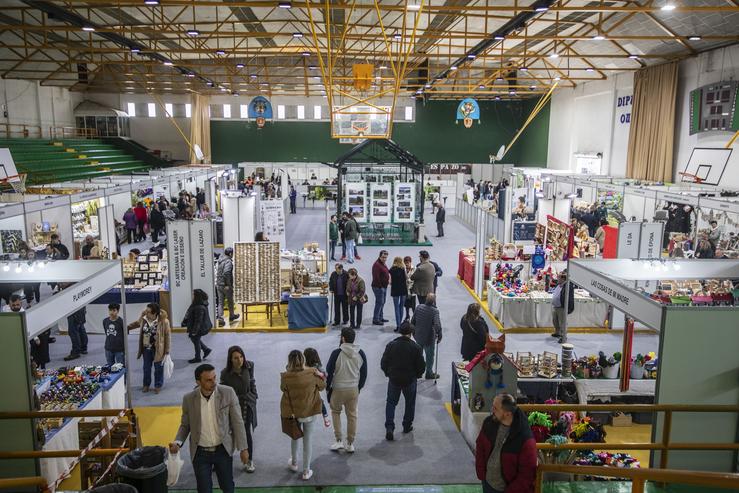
104,183 -> 133,221
221,193 -> 256,249
97,205 -> 117,257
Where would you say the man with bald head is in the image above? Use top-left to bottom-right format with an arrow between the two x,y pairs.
411,293 -> 442,379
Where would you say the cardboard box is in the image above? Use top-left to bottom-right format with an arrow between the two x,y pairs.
611,413 -> 633,427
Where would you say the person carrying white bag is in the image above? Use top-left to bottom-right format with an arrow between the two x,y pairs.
129,303 -> 172,394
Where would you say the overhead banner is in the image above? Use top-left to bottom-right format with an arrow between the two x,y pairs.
617,222 -> 641,259
167,220 -> 192,324
189,220 -> 216,324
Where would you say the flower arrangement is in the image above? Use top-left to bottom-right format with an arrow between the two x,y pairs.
598,351 -> 621,368
570,416 -> 607,443
527,411 -> 553,443
632,352 -> 655,366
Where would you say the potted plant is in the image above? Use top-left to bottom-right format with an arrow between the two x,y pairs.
630,352 -> 653,379
599,351 -> 621,379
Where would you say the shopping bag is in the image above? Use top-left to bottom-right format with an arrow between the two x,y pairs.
163,354 -> 174,380
166,450 -> 184,486
357,234 -> 363,245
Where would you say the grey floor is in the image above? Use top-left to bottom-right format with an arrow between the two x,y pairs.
46,206 -> 660,488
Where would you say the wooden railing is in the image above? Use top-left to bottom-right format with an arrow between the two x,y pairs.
519,403 -> 739,470
0,123 -> 97,139
0,122 -> 43,138
0,476 -> 50,493
535,464 -> 739,493
50,126 -> 98,139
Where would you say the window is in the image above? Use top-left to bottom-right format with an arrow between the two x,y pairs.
313,105 -> 321,119
185,103 -> 192,118
147,103 -> 156,118
164,103 -> 173,117
277,105 -> 286,119
404,106 -> 413,121
126,102 -> 136,117
223,104 -> 231,118
240,104 -> 248,119
297,105 -> 305,119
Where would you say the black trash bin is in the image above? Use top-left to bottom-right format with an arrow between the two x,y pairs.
116,446 -> 168,493
89,484 -> 138,493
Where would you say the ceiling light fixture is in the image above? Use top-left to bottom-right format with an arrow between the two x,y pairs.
278,1 -> 292,7
186,29 -> 200,36
424,83 -> 431,88
144,0 -> 159,4
130,47 -> 140,53
216,50 -> 226,56
661,3 -> 676,10
496,76 -> 504,81
535,6 -> 549,12
393,33 -> 402,40
379,65 -> 387,70
479,84 -> 486,89
494,35 -> 505,41
206,81 -> 214,86
163,61 -> 173,66
509,90 -> 517,95
302,51 -> 310,56
586,68 -> 594,72
554,76 -> 561,81
250,74 -> 257,78
186,73 -> 195,77
236,63 -> 245,68
628,54 -> 639,59
519,66 -> 528,71
688,35 -> 701,41
82,26 -> 95,32
450,65 -> 458,70
495,95 -> 501,100
407,1 -> 421,11
593,34 -> 606,40
308,65 -> 318,70
293,32 -> 303,38
467,54 -> 476,59
529,85 -> 537,90
549,52 -> 559,59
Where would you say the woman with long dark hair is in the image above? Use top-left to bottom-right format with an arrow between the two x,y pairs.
460,303 -> 489,361
220,345 -> 258,473
182,289 -> 213,363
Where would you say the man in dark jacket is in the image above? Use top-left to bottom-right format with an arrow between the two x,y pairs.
551,271 -> 575,344
371,250 -> 390,326
149,202 -> 166,243
64,305 -> 88,361
381,321 -> 425,440
435,202 -> 446,237
329,263 -> 349,326
48,233 -> 70,260
475,393 -> 537,493
411,293 -> 442,379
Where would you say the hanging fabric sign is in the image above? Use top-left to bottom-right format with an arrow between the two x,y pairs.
248,96 -> 273,129
456,98 -> 481,128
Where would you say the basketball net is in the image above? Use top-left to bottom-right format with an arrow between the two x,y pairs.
3,173 -> 27,193
678,171 -> 704,184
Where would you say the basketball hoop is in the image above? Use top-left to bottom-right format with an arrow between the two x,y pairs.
678,171 -> 705,184
2,173 -> 27,193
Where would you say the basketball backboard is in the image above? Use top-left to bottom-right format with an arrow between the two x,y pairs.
680,147 -> 732,185
0,148 -> 20,182
332,105 -> 391,140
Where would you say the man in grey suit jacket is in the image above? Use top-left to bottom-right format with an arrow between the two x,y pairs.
170,364 -> 249,493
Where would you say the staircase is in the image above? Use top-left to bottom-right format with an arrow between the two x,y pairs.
0,138 -> 154,185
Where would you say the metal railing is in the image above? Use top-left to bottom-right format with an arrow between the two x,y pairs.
519,403 -> 739,470
50,126 -> 98,140
0,123 -> 97,140
0,122 -> 44,139
535,464 -> 739,493
0,476 -> 50,493
455,197 -> 505,242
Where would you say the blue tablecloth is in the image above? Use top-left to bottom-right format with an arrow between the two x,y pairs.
92,288 -> 160,304
288,296 -> 328,329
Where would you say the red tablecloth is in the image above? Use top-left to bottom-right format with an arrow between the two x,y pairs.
460,255 -> 490,288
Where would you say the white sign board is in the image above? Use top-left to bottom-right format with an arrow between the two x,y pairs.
617,222 -> 641,259
393,182 -> 416,223
189,220 -> 216,324
639,222 -> 663,260
167,220 -> 192,324
259,200 -> 286,248
569,261 -> 663,330
370,183 -> 392,223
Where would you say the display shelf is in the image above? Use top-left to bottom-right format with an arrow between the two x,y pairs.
546,215 -> 574,261
234,241 -> 281,303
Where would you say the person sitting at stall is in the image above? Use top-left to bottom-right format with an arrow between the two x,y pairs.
47,233 -> 70,260
255,231 -> 269,242
80,235 -> 98,259
513,196 -> 527,218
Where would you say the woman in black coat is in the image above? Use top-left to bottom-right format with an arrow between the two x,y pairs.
220,345 -> 258,473
181,289 -> 212,363
460,303 -> 489,361
389,256 -> 408,332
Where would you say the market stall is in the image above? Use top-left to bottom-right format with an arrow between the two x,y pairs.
283,246 -> 329,329
22,194 -> 74,255
0,201 -> 28,258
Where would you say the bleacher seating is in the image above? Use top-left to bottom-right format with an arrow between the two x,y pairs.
0,138 -> 151,185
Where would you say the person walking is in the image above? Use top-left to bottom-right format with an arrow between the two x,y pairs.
329,215 -> 339,261
63,305 -> 88,361
182,289 -> 213,364
149,202 -> 166,243
216,248 -> 240,327
220,346 -> 258,473
381,320 -> 425,441
435,202 -> 446,237
346,268 -> 366,330
133,201 -> 148,242
329,263 -> 349,327
289,186 -> 298,214
343,213 -> 359,264
389,257 -> 408,332
411,250 -> 436,305
460,303 -> 489,361
123,208 -> 137,244
411,293 -> 442,380
170,364 -> 249,493
371,250 -> 390,326
475,393 -> 537,493
594,219 -> 608,252
403,256 -> 416,320
135,303 -> 171,394
280,350 -> 326,480
326,328 -> 368,453
551,271 -> 574,344
103,303 -> 125,366
339,213 -> 347,260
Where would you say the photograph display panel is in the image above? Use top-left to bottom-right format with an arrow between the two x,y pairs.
393,182 -> 416,223
370,183 -> 392,223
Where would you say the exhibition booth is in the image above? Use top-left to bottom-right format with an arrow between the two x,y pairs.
0,260 -> 129,487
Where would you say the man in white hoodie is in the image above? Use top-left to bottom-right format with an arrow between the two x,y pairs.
326,327 -> 368,453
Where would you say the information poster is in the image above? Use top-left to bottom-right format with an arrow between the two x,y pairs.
260,200 -> 286,248
189,220 -> 216,323
393,182 -> 416,223
370,183 -> 392,223
345,182 -> 367,223
166,220 -> 192,324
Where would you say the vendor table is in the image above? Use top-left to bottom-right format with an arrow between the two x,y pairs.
288,295 -> 328,329
85,287 -> 161,334
574,378 -> 655,405
39,370 -> 126,484
486,283 -> 608,329
458,254 -> 490,288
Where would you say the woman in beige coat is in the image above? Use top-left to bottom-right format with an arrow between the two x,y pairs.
135,303 -> 171,393
280,350 -> 326,480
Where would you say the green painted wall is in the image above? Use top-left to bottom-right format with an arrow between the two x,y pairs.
211,99 -> 550,165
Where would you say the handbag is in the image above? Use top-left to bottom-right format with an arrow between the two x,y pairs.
360,293 -> 369,304
281,387 -> 304,439
357,233 -> 363,245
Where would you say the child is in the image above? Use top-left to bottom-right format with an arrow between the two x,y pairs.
304,347 -> 331,428
104,303 -> 125,366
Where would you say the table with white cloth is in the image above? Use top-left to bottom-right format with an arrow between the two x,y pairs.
486,283 -> 608,329
38,370 -> 126,485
